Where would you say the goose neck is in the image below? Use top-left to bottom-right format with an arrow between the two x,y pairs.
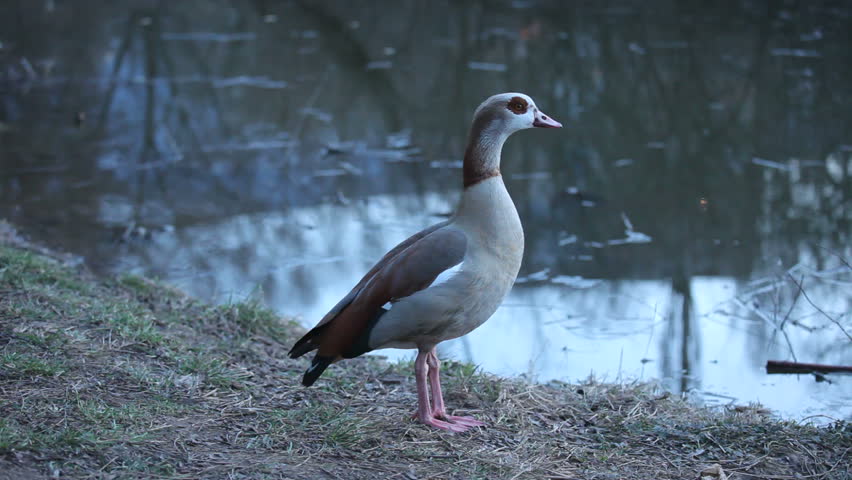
463,124 -> 507,188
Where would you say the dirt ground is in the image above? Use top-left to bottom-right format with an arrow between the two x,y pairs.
0,221 -> 849,479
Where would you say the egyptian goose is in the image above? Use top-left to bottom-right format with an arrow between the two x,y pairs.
289,93 -> 562,432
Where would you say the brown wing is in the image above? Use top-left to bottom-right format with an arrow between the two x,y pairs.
288,222 -> 466,360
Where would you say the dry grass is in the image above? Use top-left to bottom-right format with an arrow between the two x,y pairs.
0,223 -> 849,479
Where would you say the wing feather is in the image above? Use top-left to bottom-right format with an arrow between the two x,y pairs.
288,221 -> 467,360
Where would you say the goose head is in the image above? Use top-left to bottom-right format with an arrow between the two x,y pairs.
463,93 -> 561,187
471,92 -> 562,137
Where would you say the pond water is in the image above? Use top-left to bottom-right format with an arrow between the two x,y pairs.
2,0 -> 850,421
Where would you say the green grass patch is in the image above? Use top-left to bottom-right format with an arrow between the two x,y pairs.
76,397 -> 188,431
0,352 -> 67,377
14,330 -> 66,348
0,419 -> 98,453
0,247 -> 90,293
209,296 -> 294,339
172,350 -> 241,387
258,403 -> 369,448
102,305 -> 165,347
118,273 -> 166,298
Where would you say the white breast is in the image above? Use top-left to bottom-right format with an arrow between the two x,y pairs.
454,176 -> 524,273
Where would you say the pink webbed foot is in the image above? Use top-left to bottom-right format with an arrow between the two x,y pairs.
418,413 -> 478,433
412,349 -> 485,433
435,413 -> 486,428
411,411 -> 486,432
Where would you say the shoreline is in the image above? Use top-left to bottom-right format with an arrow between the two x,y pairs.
0,220 -> 848,479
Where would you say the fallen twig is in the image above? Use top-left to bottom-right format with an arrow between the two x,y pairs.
766,360 -> 852,374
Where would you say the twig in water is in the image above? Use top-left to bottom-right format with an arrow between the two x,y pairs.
786,273 -> 852,342
778,274 -> 803,331
812,243 -> 852,271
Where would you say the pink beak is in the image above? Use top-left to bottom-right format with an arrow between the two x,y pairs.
533,109 -> 562,128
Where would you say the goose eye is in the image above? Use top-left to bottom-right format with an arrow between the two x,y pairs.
507,97 -> 528,114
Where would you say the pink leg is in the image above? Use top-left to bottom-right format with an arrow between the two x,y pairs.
426,349 -> 485,428
413,350 -> 471,433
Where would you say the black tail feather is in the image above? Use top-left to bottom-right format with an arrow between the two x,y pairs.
302,355 -> 334,387
288,340 -> 316,359
289,323 -> 331,359
296,307 -> 390,385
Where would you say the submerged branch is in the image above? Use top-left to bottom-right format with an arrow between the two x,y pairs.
766,360 -> 852,375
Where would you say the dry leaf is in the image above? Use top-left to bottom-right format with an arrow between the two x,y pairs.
699,463 -> 728,480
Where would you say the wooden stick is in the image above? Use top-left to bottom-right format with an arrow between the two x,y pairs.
766,360 -> 852,374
